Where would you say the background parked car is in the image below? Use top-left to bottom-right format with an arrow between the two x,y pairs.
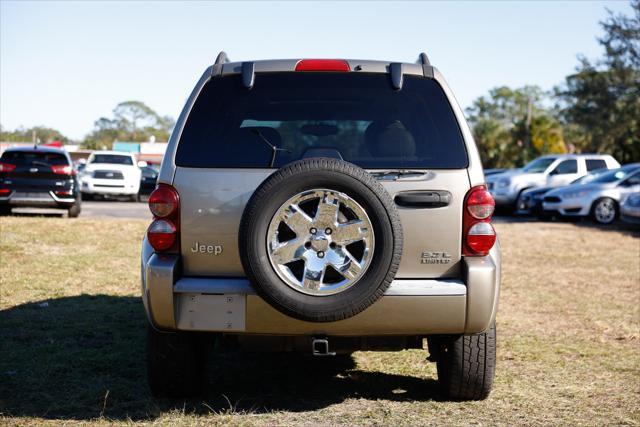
139,165 -> 159,197
0,146 -> 81,217
542,164 -> 640,225
80,151 -> 142,201
620,193 -> 640,226
516,168 -> 610,218
487,154 -> 620,210
484,168 -> 508,176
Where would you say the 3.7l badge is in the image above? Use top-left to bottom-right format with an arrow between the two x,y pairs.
421,251 -> 452,264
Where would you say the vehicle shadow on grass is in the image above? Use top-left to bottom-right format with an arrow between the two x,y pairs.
0,295 -> 440,421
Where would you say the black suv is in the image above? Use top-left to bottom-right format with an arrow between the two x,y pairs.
0,146 -> 81,217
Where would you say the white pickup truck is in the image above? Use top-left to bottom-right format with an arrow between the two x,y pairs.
80,151 -> 142,201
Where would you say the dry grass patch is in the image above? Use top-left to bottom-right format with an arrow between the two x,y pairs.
0,216 -> 638,426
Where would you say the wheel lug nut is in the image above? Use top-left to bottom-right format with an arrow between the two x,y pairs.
325,228 -> 332,234
317,251 -> 325,258
305,242 -> 311,249
310,227 -> 317,234
330,242 -> 336,249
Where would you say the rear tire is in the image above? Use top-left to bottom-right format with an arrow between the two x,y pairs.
146,324 -> 209,398
431,322 -> 496,400
68,197 -> 81,218
0,205 -> 11,216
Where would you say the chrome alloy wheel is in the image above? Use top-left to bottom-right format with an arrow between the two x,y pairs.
266,189 -> 374,296
594,198 -> 616,224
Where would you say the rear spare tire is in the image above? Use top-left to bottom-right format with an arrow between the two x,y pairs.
239,158 -> 402,322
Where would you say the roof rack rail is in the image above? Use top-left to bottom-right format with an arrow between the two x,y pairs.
417,52 -> 434,78
417,52 -> 431,66
211,51 -> 230,77
214,51 -> 229,65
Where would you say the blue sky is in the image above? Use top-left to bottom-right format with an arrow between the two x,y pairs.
0,0 -> 633,140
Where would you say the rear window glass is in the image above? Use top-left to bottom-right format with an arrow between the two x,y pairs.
176,73 -> 468,169
90,154 -> 134,165
0,151 -> 68,166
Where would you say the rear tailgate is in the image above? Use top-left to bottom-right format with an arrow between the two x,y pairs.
171,70 -> 471,279
174,167 -> 468,279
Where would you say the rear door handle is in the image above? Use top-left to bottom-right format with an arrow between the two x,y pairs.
394,191 -> 452,208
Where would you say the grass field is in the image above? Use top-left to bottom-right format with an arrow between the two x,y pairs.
1,216 -> 639,426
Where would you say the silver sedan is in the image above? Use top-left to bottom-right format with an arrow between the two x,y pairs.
542,164 -> 640,225
620,193 -> 640,225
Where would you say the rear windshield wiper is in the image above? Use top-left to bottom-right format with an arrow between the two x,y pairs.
250,129 -> 291,167
371,170 -> 431,181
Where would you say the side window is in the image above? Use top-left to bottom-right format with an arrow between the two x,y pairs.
586,159 -> 607,171
619,172 -> 640,187
551,160 -> 577,175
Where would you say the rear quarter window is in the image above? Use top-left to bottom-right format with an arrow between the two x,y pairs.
586,159 -> 607,171
176,72 -> 468,169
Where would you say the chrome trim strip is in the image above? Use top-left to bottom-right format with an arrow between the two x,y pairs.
173,277 -> 466,297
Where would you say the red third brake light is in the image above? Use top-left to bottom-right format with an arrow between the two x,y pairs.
147,184 -> 180,253
295,59 -> 350,72
463,185 -> 497,256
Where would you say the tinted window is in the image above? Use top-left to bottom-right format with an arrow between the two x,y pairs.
176,73 -> 468,169
586,159 -> 607,171
591,166 -> 640,184
90,154 -> 133,165
0,151 -> 69,166
553,160 -> 577,174
522,157 -> 556,173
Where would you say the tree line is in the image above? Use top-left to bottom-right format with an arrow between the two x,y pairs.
0,100 -> 175,150
468,1 -> 639,167
1,1 -> 637,167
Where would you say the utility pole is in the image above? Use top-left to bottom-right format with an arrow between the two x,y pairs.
32,129 -> 36,145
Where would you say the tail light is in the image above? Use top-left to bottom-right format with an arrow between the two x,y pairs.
51,165 -> 75,175
0,163 -> 16,173
0,188 -> 11,196
295,59 -> 350,72
148,184 -> 179,218
147,219 -> 177,251
147,184 -> 180,252
463,185 -> 496,256
54,190 -> 73,196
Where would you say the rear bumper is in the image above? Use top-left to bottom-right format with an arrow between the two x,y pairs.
141,239 -> 501,336
0,190 -> 76,207
82,179 -> 139,195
